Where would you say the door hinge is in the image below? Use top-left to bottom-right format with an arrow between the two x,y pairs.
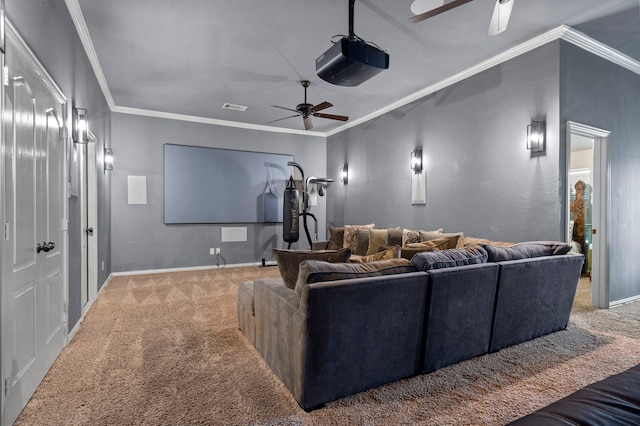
61,219 -> 68,231
4,221 -> 8,241
64,300 -> 68,314
4,378 -> 9,396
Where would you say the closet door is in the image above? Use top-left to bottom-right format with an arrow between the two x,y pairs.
1,26 -> 66,425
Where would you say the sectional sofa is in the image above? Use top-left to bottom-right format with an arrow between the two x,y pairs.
237,240 -> 584,410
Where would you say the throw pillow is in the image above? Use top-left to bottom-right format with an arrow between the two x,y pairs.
483,241 -> 572,262
367,228 -> 389,255
355,229 -> 371,256
411,246 -> 488,271
327,227 -> 345,250
343,224 -> 375,252
407,234 -> 462,251
349,245 -> 400,263
418,229 -> 445,242
402,229 -> 421,246
386,227 -> 404,247
273,247 -> 351,289
400,245 -> 437,260
295,258 -> 417,296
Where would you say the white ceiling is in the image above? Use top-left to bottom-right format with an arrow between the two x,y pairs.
73,0 -> 640,136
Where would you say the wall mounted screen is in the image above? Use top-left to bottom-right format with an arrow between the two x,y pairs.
163,144 -> 293,224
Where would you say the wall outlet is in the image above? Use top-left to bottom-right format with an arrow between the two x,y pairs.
215,248 -> 221,255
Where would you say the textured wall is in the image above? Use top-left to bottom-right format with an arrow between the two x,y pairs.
6,0 -> 112,331
327,42 -> 562,243
560,41 -> 640,303
111,113 -> 327,272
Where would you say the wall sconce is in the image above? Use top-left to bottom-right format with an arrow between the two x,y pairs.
411,149 -> 423,173
72,107 -> 88,144
339,164 -> 348,184
104,148 -> 114,171
527,120 -> 545,152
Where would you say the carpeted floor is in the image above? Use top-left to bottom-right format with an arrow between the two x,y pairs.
16,270 -> 640,425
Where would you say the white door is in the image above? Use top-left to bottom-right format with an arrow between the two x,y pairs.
1,26 -> 67,425
80,134 -> 98,315
566,121 -> 610,309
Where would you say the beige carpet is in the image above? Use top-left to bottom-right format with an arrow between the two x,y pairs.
16,270 -> 640,425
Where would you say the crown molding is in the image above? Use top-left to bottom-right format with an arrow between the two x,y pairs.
65,2 -> 640,139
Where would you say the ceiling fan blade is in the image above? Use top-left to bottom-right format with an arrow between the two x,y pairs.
271,105 -> 300,114
303,117 -> 314,130
309,101 -> 333,113
411,0 -> 445,15
265,114 -> 300,125
487,0 -> 514,36
410,0 -> 473,23
313,112 -> 349,122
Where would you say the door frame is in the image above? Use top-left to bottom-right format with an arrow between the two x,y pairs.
82,131 -> 98,316
566,121 -> 610,309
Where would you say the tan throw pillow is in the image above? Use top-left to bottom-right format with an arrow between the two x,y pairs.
343,224 -> 375,252
327,227 -> 345,250
367,229 -> 388,255
295,258 -> 417,296
355,229 -> 371,256
462,236 -> 492,247
349,245 -> 400,263
418,229 -> 445,242
408,234 -> 462,251
273,248 -> 351,289
400,245 -> 438,260
420,231 -> 464,248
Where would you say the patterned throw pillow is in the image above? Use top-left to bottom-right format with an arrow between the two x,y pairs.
273,248 -> 351,289
343,224 -> 375,252
349,245 -> 400,263
295,258 -> 417,296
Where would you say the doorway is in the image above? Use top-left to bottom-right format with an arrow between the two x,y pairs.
79,133 -> 98,318
566,121 -> 610,309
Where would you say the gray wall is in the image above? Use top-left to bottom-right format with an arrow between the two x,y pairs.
6,0 -> 112,331
111,113 -> 327,272
560,41 -> 640,303
327,42 -> 562,243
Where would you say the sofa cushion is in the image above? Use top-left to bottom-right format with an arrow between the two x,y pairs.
350,245 -> 400,263
295,258 -> 417,296
418,229 -> 445,242
273,248 -> 352,289
403,229 -> 422,245
343,224 -> 375,252
327,227 -> 345,250
408,234 -> 462,250
411,246 -> 488,271
367,228 -> 389,255
484,241 -> 572,262
386,227 -> 404,247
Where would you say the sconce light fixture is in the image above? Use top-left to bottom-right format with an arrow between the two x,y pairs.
527,120 -> 545,152
411,149 -> 423,173
72,107 -> 88,144
104,148 -> 114,171
339,164 -> 348,184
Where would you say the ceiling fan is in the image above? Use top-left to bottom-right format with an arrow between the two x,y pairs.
410,0 -> 515,36
269,80 -> 349,130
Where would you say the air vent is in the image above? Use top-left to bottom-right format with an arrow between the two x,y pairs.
222,103 -> 248,112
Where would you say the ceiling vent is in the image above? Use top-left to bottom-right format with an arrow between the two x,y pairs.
222,103 -> 248,112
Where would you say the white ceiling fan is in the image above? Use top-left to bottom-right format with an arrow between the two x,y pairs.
410,0 -> 515,37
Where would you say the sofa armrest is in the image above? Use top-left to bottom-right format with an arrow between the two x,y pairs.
253,279 -> 307,404
312,240 -> 330,250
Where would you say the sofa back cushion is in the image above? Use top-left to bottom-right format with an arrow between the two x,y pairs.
327,227 -> 345,250
273,248 -> 352,289
483,241 -> 572,262
411,246 -> 488,271
295,258 -> 417,296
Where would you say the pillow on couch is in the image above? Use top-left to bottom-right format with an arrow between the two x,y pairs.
355,229 -> 371,256
483,241 -> 572,262
343,224 -> 375,252
366,228 -> 389,255
327,227 -> 345,250
411,246 -> 488,271
273,248 -> 352,289
295,258 -> 417,296
386,227 -> 404,247
350,245 -> 400,263
420,231 -> 464,248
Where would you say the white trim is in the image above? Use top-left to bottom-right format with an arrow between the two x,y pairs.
610,294 -> 640,308
112,105 -> 326,137
64,0 -> 115,109
110,262 -> 274,277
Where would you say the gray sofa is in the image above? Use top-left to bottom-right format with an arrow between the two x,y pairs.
237,244 -> 584,410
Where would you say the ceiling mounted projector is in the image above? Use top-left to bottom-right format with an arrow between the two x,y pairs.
316,0 -> 389,87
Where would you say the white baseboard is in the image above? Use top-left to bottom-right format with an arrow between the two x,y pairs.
111,261 -> 271,277
610,294 -> 640,308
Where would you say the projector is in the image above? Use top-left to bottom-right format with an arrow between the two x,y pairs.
316,37 -> 389,87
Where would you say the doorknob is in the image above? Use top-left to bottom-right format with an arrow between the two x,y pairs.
592,229 -> 597,235
36,242 -> 43,253
36,241 -> 55,253
86,227 -> 94,236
